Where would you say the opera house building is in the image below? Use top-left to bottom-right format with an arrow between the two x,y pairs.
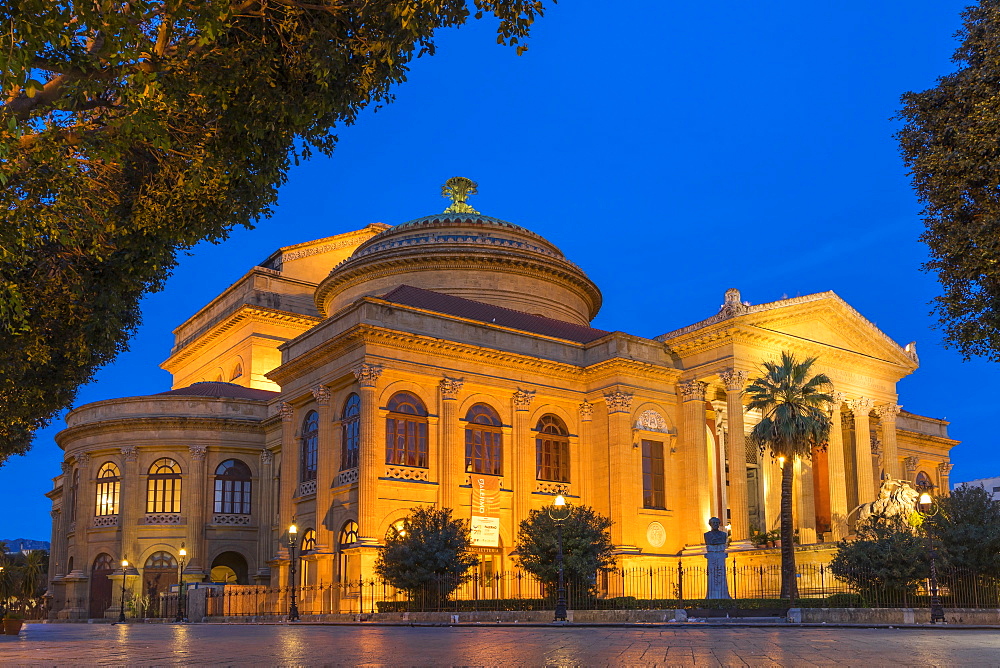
45,181 -> 956,618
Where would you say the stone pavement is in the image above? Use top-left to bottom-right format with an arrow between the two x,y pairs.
2,622 -> 998,666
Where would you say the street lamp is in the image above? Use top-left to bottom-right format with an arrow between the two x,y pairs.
118,558 -> 128,623
175,543 -> 187,623
917,492 -> 946,624
287,523 -> 300,622
547,494 -> 571,622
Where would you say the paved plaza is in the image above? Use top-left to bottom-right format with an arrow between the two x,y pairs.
1,622 -> 998,666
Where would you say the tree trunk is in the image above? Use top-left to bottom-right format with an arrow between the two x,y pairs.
779,459 -> 799,599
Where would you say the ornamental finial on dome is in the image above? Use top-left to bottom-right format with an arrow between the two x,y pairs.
442,176 -> 480,214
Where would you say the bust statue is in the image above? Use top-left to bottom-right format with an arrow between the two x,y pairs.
703,517 -> 731,599
704,516 -> 728,546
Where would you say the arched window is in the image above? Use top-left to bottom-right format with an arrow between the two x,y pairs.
95,462 -> 120,516
386,519 -> 407,541
535,414 -> 570,482
916,471 -> 934,492
146,458 -> 182,514
301,528 -> 316,552
214,459 -> 252,514
385,392 -> 428,468
341,394 -> 361,471
340,520 -> 359,546
230,363 -> 243,381
465,403 -> 503,476
144,551 -> 178,570
301,410 -> 319,482
338,520 -> 359,585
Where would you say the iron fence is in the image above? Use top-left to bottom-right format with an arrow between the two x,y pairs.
187,564 -> 1000,617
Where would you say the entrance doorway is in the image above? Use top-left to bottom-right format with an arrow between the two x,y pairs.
142,551 -> 178,615
89,553 -> 115,618
210,551 -> 249,584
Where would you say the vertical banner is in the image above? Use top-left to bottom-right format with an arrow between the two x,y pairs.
469,474 -> 501,547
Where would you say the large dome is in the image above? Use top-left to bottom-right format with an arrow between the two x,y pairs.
315,200 -> 602,326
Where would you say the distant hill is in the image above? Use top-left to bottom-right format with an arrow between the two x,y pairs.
2,538 -> 50,553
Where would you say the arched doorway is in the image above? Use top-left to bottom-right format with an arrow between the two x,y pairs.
89,553 -> 115,618
210,551 -> 248,584
142,551 -> 178,614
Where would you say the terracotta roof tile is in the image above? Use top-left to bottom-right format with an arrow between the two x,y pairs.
380,285 -> 609,344
157,382 -> 278,401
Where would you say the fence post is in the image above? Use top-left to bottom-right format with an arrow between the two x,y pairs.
732,559 -> 737,599
677,560 -> 684,603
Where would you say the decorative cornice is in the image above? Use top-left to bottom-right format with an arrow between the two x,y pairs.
189,445 -> 207,461
875,403 -> 901,422
512,388 -> 536,411
57,416 -> 267,447
439,377 -> 464,401
604,391 -> 633,414
311,385 -> 331,406
352,363 -> 384,388
678,380 -> 708,403
121,445 -> 138,462
579,401 -> 594,422
719,369 -> 748,392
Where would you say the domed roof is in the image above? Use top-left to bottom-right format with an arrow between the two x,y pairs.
315,179 -> 602,326
156,381 -> 278,401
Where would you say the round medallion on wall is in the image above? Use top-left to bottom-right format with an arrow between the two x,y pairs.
646,521 -> 666,548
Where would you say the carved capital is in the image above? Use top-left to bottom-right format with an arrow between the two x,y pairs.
439,377 -> 464,401
875,403 -> 901,422
278,402 -> 294,422
51,509 -> 60,519
849,397 -> 874,415
311,385 -> 331,406
937,462 -> 953,476
352,363 -> 384,388
61,461 -> 73,475
678,380 -> 708,403
260,449 -> 274,464
719,369 -> 748,392
579,401 -> 594,422
904,456 -> 919,473
840,412 -> 854,429
189,445 -> 207,461
512,388 -> 536,411
604,391 -> 633,414
120,445 -> 138,463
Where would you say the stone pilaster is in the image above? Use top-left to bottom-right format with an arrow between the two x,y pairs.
187,445 -> 208,575
256,449 -> 274,581
438,378 -> 463,512
826,395 -> 850,539
719,369 -> 750,543
849,397 -> 876,506
577,401 -> 594,503
937,462 -> 953,496
353,363 -> 384,542
312,386 -> 334,566
119,445 -> 140,565
904,456 -> 920,484
604,390 -> 633,548
512,388 -> 536,533
875,404 -> 902,480
276,402 -> 297,549
678,380 -> 711,546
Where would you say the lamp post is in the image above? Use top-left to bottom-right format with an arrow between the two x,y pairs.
547,494 -> 571,622
287,523 -> 300,621
175,544 -> 187,623
118,558 -> 128,623
917,492 -> 946,624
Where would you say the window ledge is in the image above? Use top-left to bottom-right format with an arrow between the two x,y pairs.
211,514 -> 253,526
384,466 -> 430,482
92,515 -> 119,528
142,513 -> 183,525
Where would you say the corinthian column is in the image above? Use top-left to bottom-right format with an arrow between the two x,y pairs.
604,390 -> 633,548
119,446 -> 140,564
937,462 -> 953,496
187,445 -> 208,576
276,402 -> 296,548
312,385 -> 334,583
512,388 -> 536,533
719,369 -> 750,544
678,380 -> 711,547
438,377 -> 463,511
850,397 -> 876,506
256,449 -> 274,582
826,395 -> 850,539
353,363 -> 384,542
875,404 -> 902,480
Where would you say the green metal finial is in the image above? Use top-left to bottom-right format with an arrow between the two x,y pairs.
442,177 -> 480,214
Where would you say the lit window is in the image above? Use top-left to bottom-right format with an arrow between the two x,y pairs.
386,519 -> 407,541
341,394 -> 361,471
641,440 -> 665,509
230,363 -> 243,381
214,459 -> 252,514
465,404 -> 503,476
146,458 -> 182,514
385,392 -> 428,468
95,462 -> 120,517
915,470 -> 934,492
301,528 -> 316,552
338,520 -> 359,584
535,414 -> 570,482
301,411 -> 319,482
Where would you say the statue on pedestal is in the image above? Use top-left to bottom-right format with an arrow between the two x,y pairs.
704,517 -> 731,599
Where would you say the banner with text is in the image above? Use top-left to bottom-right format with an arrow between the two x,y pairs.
470,474 -> 501,547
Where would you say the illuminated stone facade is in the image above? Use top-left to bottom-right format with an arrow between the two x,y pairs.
46,189 -> 957,618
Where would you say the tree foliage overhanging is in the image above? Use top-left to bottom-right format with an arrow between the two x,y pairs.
897,0 -> 1000,360
0,0 -> 550,465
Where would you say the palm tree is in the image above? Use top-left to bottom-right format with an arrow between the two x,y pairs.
745,351 -> 833,599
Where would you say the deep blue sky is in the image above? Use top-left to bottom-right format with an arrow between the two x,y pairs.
3,0 -> 993,540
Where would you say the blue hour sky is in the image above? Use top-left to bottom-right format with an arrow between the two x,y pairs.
3,0 -> 993,540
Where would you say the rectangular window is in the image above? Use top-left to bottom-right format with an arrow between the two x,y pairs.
466,428 -> 502,476
536,437 -> 570,482
95,480 -> 119,516
386,418 -> 428,468
147,478 -> 180,514
642,440 -> 665,509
